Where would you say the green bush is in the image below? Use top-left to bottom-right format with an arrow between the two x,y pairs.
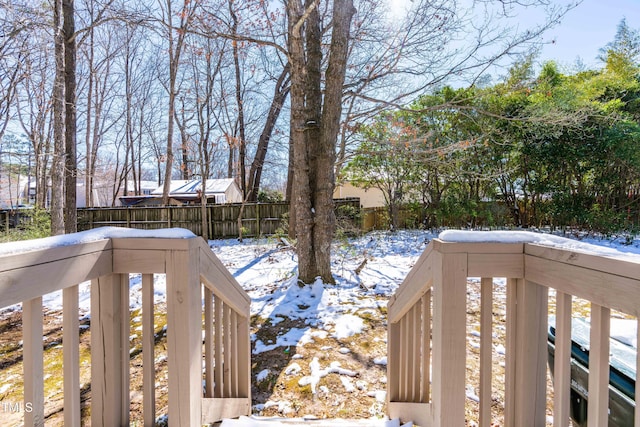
0,207 -> 51,242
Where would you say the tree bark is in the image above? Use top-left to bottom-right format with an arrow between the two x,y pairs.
230,0 -> 247,197
63,0 -> 77,233
288,0 -> 356,284
314,0 -> 355,281
247,64 -> 290,202
51,0 -> 65,235
288,0 -> 315,283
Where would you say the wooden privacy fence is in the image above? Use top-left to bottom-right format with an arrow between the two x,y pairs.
387,230 -> 640,427
78,198 -> 361,237
0,229 -> 251,426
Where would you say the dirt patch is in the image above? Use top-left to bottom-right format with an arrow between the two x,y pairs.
0,305 -> 170,426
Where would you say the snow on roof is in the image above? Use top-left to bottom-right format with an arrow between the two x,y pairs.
0,227 -> 195,257
151,178 -> 236,195
202,178 -> 236,193
438,230 -> 640,261
150,180 -> 190,195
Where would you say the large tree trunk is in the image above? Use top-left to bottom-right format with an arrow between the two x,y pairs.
313,0 -> 354,281
288,0 -> 355,284
287,0 -> 316,283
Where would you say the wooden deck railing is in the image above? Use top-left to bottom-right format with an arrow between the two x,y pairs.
0,228 -> 251,426
387,231 -> 640,427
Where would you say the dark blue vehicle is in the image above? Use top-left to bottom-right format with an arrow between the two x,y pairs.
547,316 -> 636,426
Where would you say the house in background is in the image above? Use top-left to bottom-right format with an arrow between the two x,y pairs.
333,182 -> 386,208
123,180 -> 160,196
119,178 -> 243,206
0,173 -> 29,209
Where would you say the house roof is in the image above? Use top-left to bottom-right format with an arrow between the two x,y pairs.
151,178 -> 237,196
151,180 -> 190,195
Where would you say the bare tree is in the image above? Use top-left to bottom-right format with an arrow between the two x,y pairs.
63,0 -> 77,232
158,0 -> 198,205
51,0 -> 65,234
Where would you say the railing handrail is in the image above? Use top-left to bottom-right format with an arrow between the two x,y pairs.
0,227 -> 252,426
388,231 -> 640,427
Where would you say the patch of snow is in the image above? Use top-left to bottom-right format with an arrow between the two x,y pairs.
327,361 -> 358,377
0,226 -> 194,256
256,369 -> 270,382
284,363 -> 301,376
373,356 -> 387,366
340,376 -> 356,393
439,230 -> 640,261
367,390 -> 387,402
253,328 -> 310,354
465,385 -> 480,402
332,314 -> 365,339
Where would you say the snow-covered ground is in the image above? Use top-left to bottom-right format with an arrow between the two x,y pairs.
2,228 -> 640,425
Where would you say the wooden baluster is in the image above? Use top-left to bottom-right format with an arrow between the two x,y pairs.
214,295 -> 223,398
223,303 -> 232,398
120,274 -> 130,425
588,303 -> 610,427
23,297 -> 44,426
230,310 -> 239,398
412,303 -> 421,401
420,292 -> 430,403
399,314 -> 408,401
142,274 -> 156,426
237,313 -> 251,399
504,278 -> 517,427
63,285 -> 81,426
553,291 -> 572,427
204,287 -> 214,398
479,277 -> 493,427
388,319 -> 401,403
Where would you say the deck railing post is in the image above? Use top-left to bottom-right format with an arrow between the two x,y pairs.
90,273 -> 130,427
166,239 -> 202,426
431,250 -> 467,427
505,278 -> 548,427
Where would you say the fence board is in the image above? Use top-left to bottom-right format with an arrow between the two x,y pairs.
78,199 -> 360,238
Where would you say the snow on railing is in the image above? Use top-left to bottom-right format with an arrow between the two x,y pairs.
387,230 -> 640,427
0,228 -> 251,426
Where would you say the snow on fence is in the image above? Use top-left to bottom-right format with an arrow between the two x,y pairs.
0,228 -> 251,426
387,230 -> 640,427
